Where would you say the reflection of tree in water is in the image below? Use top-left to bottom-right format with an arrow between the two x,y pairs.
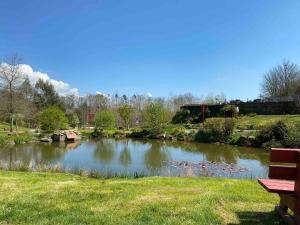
144,142 -> 170,170
39,143 -> 67,163
94,139 -> 115,164
119,140 -> 132,167
161,141 -> 269,166
203,145 -> 239,164
0,143 -> 67,166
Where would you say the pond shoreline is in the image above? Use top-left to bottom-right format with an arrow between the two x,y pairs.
0,138 -> 269,179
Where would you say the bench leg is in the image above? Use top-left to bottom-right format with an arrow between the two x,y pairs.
295,201 -> 300,225
277,194 -> 297,225
280,197 -> 289,213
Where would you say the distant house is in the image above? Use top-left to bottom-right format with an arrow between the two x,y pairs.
88,113 -> 95,124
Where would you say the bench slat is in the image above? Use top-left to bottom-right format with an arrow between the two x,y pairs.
258,179 -> 295,193
269,165 -> 297,180
270,148 -> 300,163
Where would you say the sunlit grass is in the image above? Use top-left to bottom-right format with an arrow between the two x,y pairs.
0,171 -> 281,225
236,115 -> 300,130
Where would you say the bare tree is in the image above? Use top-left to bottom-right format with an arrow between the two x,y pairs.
171,93 -> 199,110
0,54 -> 24,132
203,93 -> 226,105
261,60 -> 300,98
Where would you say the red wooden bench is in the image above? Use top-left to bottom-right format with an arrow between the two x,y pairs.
258,148 -> 300,225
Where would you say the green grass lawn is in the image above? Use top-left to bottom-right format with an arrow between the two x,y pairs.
0,171 -> 281,225
236,115 -> 300,130
0,122 -> 31,134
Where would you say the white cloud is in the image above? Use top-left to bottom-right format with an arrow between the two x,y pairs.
145,92 -> 152,98
18,64 -> 79,96
95,91 -> 110,98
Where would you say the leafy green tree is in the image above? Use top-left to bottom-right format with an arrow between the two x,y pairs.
69,113 -> 80,129
95,110 -> 116,131
34,79 -> 62,109
142,103 -> 171,135
38,106 -> 68,133
118,104 -> 133,129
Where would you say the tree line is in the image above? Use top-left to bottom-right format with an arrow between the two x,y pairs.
1,55 -> 225,132
2,54 -> 297,133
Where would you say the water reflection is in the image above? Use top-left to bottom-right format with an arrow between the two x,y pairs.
94,139 -> 115,164
144,142 -> 170,170
0,138 -> 270,178
119,140 -> 132,167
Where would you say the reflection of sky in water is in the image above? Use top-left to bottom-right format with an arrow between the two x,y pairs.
0,139 -> 269,179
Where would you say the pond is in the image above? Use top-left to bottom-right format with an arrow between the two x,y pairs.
0,138 -> 269,179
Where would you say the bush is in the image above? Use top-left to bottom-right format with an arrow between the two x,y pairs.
248,113 -> 257,117
118,104 -> 134,130
272,120 -> 288,141
69,113 -> 80,128
195,118 -> 235,143
12,135 -> 32,145
128,129 -> 150,138
172,109 -> 191,124
142,103 -> 172,135
171,127 -> 187,141
256,120 -> 289,144
38,106 -> 69,133
95,110 -> 116,131
0,136 -> 9,146
221,104 -> 238,117
282,124 -> 300,147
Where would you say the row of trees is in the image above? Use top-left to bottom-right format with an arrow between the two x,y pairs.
37,102 -> 171,135
0,55 -> 229,133
93,103 -> 172,135
7,55 -> 300,134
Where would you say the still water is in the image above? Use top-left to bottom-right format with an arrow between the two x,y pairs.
0,138 -> 269,178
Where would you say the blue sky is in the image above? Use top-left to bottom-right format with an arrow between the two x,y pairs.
1,0 -> 300,100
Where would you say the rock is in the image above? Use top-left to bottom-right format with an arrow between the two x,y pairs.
40,137 -> 52,143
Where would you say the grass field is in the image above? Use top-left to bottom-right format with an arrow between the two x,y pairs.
236,115 -> 300,130
0,171 -> 281,225
0,122 -> 31,134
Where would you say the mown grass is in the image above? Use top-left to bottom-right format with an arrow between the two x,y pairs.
236,115 -> 300,130
0,171 -> 281,225
0,122 -> 31,132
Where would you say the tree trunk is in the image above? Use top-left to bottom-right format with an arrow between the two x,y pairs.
15,120 -> 18,135
10,116 -> 14,133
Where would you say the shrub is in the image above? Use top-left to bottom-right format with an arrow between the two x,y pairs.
272,120 -> 288,141
0,136 -> 9,146
38,106 -> 69,133
12,135 -> 32,145
256,125 -> 273,144
171,127 -> 187,141
256,120 -> 289,144
221,104 -> 238,117
172,109 -> 191,124
282,124 -> 300,147
118,104 -> 134,129
95,110 -> 116,131
195,118 -> 235,143
69,113 -> 80,128
142,103 -> 172,135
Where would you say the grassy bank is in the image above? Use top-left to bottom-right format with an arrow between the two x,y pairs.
0,171 -> 281,225
236,115 -> 300,130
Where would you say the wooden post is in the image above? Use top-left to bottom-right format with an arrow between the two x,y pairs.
295,151 -> 300,225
